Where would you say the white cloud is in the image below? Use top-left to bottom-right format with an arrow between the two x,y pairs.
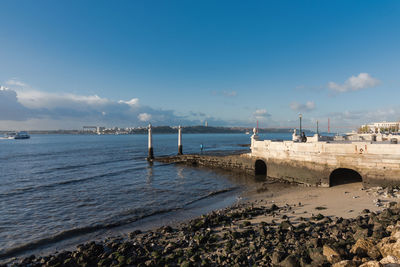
252,109 -> 271,120
14,89 -> 111,109
253,109 -> 268,116
118,98 -> 139,107
0,86 -> 31,121
212,90 -> 237,97
6,78 -> 27,87
223,90 -> 237,97
0,83 -> 188,127
137,113 -> 152,122
328,73 -> 380,93
290,101 -> 315,112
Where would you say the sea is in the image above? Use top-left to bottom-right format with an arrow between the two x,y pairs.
0,132 -> 291,262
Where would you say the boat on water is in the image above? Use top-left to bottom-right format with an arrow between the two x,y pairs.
5,131 -> 30,139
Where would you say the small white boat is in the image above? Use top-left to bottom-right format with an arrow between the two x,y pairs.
5,131 -> 30,139
5,132 -> 17,139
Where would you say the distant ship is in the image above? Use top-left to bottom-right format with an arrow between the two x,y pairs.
6,131 -> 30,139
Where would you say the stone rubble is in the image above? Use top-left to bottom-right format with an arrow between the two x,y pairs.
6,199 -> 400,267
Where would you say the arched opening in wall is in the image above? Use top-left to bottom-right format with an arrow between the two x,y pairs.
329,168 -> 362,186
255,160 -> 267,176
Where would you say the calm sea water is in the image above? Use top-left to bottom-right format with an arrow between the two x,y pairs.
0,132 -> 291,260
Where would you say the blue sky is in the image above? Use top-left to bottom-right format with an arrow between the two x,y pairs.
1,1 -> 400,131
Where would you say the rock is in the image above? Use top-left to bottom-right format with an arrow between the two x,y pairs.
271,250 -> 285,265
354,228 -> 370,240
350,239 -> 381,259
280,254 -> 300,267
308,247 -> 326,265
380,255 -> 400,265
313,213 -> 325,220
332,260 -> 357,267
323,244 -> 341,263
378,234 -> 400,258
271,204 -> 279,211
160,225 -> 173,234
308,237 -> 321,248
359,261 -> 383,267
129,230 -> 142,239
180,260 -> 191,267
280,220 -> 293,231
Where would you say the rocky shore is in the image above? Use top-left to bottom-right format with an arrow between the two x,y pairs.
7,196 -> 400,267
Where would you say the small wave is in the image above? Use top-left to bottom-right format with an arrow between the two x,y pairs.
183,187 -> 238,206
0,166 -> 145,199
0,206 -> 179,260
0,148 -> 143,162
0,162 -> 178,199
32,158 -> 136,175
0,186 -> 238,260
0,187 -> 238,260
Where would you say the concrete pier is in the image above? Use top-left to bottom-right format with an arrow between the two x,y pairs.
147,123 -> 154,161
156,153 -> 255,175
178,125 -> 183,155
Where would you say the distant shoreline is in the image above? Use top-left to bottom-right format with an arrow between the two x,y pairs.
0,126 -> 314,135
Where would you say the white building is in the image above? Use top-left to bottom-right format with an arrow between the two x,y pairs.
361,121 -> 400,133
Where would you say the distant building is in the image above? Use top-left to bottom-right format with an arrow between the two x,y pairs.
360,121 -> 400,133
205,121 -> 208,127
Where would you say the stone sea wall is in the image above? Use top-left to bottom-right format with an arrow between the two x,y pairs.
156,154 -> 255,176
251,140 -> 400,187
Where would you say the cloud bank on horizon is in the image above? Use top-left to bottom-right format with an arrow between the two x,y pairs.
0,80 -> 250,130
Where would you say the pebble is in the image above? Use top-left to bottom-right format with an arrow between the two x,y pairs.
10,189 -> 400,267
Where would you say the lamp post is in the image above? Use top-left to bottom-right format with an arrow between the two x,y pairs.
299,114 -> 302,134
317,120 -> 319,135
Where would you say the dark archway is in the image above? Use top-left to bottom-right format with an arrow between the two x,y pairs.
329,168 -> 362,186
255,160 -> 267,176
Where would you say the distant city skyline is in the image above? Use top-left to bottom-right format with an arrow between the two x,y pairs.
1,1 -> 400,131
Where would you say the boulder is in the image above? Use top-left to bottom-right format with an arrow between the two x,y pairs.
332,260 -> 357,267
359,261 -> 383,267
280,220 -> 293,231
279,254 -> 300,267
350,239 -> 381,259
378,231 -> 400,258
271,250 -> 286,265
323,244 -> 341,263
308,247 -> 327,265
380,255 -> 400,265
354,228 -> 370,240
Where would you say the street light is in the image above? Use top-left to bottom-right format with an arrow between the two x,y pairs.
299,114 -> 302,134
317,120 -> 319,135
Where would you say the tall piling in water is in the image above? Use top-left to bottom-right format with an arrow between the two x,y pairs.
147,123 -> 154,161
178,125 -> 183,155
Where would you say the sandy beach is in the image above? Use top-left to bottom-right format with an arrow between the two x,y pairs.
244,181 -> 391,222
